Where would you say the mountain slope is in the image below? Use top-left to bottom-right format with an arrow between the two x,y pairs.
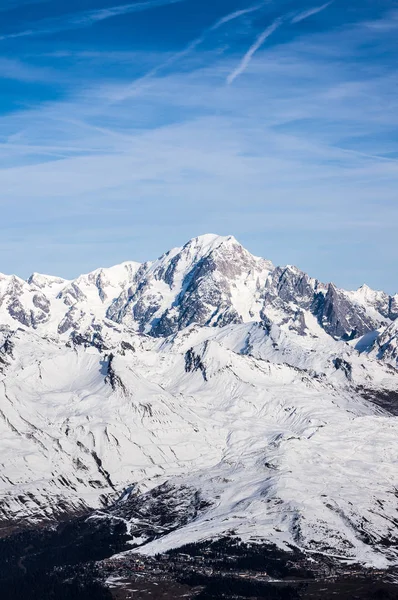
0,234 -> 396,350
0,234 -> 397,568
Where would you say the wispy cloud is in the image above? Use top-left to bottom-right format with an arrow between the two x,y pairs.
227,18 -> 283,84
107,1 -> 270,102
0,2 -> 396,290
226,1 -> 334,84
84,0 -> 184,22
213,2 -> 270,28
362,10 -> 398,32
0,0 -> 186,41
0,57 -> 53,81
0,0 -> 50,12
291,1 -> 333,24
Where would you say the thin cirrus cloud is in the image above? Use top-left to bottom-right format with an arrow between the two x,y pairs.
291,1 -> 333,24
362,9 -> 398,31
0,1 -> 396,290
227,1 -> 334,84
0,0 -> 187,40
227,17 -> 283,84
106,0 -> 271,103
0,0 -> 50,11
0,57 -> 53,81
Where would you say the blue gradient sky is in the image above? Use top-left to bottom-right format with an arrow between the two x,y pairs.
0,0 -> 397,291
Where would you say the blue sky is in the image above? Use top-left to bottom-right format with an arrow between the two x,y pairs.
0,0 -> 397,292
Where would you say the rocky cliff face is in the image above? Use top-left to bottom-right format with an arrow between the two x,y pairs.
0,234 -> 396,355
371,320 -> 398,366
0,234 -> 398,566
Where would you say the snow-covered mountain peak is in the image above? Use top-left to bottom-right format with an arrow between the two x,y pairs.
284,264 -> 301,274
352,282 -> 385,302
181,233 -> 236,254
27,272 -> 69,290
67,260 -> 142,287
1,235 -> 398,568
0,272 -> 25,287
151,233 -> 271,277
0,233 -> 396,353
357,283 -> 373,293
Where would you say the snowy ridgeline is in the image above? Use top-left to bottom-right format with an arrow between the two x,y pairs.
0,234 -> 398,567
0,233 -> 396,350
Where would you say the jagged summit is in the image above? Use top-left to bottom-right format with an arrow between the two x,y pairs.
27,272 -> 69,291
0,234 -> 398,568
0,234 -> 395,348
181,233 -> 238,253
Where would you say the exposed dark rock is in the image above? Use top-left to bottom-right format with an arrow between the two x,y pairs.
357,386 -> 398,415
58,283 -> 87,306
333,357 -> 352,379
105,353 -> 127,393
313,284 -> 377,340
185,348 -> 208,381
70,330 -> 108,351
264,266 -> 318,310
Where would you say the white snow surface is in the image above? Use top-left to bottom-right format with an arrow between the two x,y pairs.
0,234 -> 398,568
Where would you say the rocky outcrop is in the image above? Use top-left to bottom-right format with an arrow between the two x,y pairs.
0,235 -> 395,346
313,283 -> 380,340
372,321 -> 398,366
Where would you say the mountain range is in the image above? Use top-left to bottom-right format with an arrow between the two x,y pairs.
1,234 -> 398,568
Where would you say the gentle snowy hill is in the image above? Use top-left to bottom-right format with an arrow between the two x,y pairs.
0,234 -> 397,567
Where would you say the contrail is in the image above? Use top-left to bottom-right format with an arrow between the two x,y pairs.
226,1 -> 334,84
213,2 -> 270,29
291,1 -> 333,24
110,1 -> 270,102
85,0 -> 184,23
227,17 -> 283,85
0,0 -> 186,41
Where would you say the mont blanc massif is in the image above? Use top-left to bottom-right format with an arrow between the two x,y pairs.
1,234 -> 398,598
